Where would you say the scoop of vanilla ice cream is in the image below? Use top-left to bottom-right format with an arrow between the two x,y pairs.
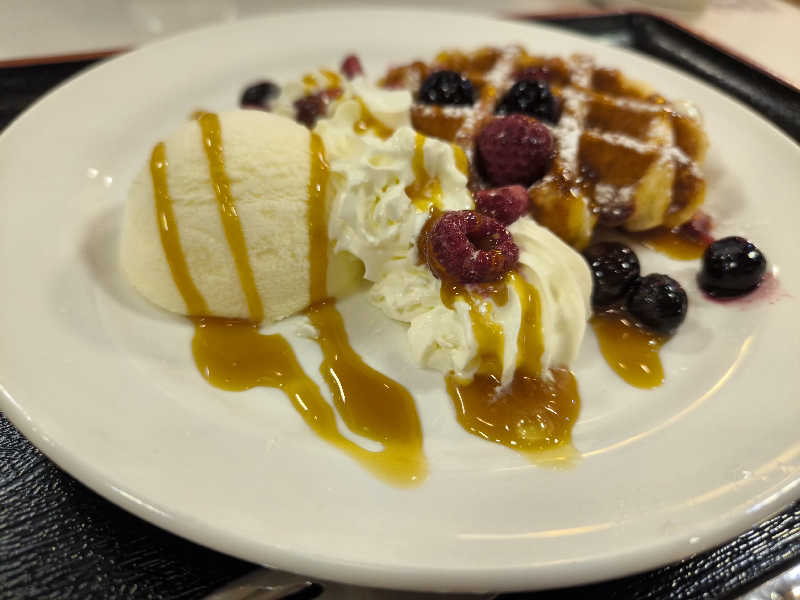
120,109 -> 359,322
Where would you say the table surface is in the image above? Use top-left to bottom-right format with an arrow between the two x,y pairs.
1,0 -> 799,89
1,3 -> 800,599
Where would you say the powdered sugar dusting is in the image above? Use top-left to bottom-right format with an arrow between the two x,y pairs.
389,47 -> 707,229
452,46 -> 521,146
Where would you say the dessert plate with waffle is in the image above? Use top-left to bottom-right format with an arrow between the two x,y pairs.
0,7 -> 799,593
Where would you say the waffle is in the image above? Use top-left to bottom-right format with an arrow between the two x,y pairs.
381,46 -> 708,249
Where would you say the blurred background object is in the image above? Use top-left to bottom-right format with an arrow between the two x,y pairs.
1,0 -> 797,87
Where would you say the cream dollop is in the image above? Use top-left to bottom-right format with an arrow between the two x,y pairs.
370,217 -> 591,386
316,98 -> 471,281
313,80 -> 592,385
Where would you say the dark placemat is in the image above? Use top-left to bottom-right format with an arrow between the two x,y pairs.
1,12 -> 799,600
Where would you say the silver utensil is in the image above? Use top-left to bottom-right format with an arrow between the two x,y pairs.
204,560 -> 800,600
203,569 -> 495,600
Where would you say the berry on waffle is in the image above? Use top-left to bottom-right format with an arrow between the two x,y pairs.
381,46 -> 708,249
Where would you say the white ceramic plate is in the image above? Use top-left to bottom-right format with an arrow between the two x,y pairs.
1,8 -> 799,593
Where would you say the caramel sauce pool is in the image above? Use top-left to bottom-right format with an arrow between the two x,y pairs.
304,131 -> 426,484
591,313 -> 666,388
445,273 -> 579,455
447,368 -> 580,454
632,226 -> 709,260
434,260 -> 580,455
150,117 -> 426,486
192,309 -> 426,486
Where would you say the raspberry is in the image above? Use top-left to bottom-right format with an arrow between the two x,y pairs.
678,211 -> 714,247
239,81 -> 280,109
474,185 -> 529,225
294,88 -> 342,127
418,70 -> 474,106
495,80 -> 560,124
476,115 -> 553,187
424,210 -> 519,283
341,54 -> 364,79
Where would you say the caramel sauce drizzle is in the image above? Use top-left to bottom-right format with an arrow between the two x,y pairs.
302,70 -> 341,94
150,118 -> 426,486
416,210 -> 580,456
439,279 -> 505,378
304,131 -> 427,485
150,142 -> 208,316
509,272 -> 544,375
353,99 -> 393,140
307,133 -> 330,305
451,144 -> 469,177
444,272 -> 580,455
591,312 -> 665,389
192,312 -> 425,486
320,69 -> 341,88
307,300 -> 427,483
405,133 -> 443,211
197,112 -> 264,322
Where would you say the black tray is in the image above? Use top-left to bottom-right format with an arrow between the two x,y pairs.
1,12 -> 799,600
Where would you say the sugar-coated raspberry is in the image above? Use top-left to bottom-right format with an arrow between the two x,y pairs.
474,185 -> 529,225
476,115 -> 553,187
294,88 -> 342,127
424,210 -> 519,283
341,54 -> 364,79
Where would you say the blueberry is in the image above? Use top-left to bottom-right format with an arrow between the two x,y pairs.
240,81 -> 280,108
582,242 -> 640,308
627,274 -> 688,335
495,80 -> 560,123
418,71 -> 474,106
699,236 -> 766,297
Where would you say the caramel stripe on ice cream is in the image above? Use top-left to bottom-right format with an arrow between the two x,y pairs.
307,132 -> 330,304
198,112 -> 264,322
150,142 -> 208,315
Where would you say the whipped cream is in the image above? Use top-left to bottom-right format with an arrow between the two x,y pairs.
370,218 -> 591,385
317,100 -> 472,281
312,79 -> 591,385
274,68 -> 410,130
